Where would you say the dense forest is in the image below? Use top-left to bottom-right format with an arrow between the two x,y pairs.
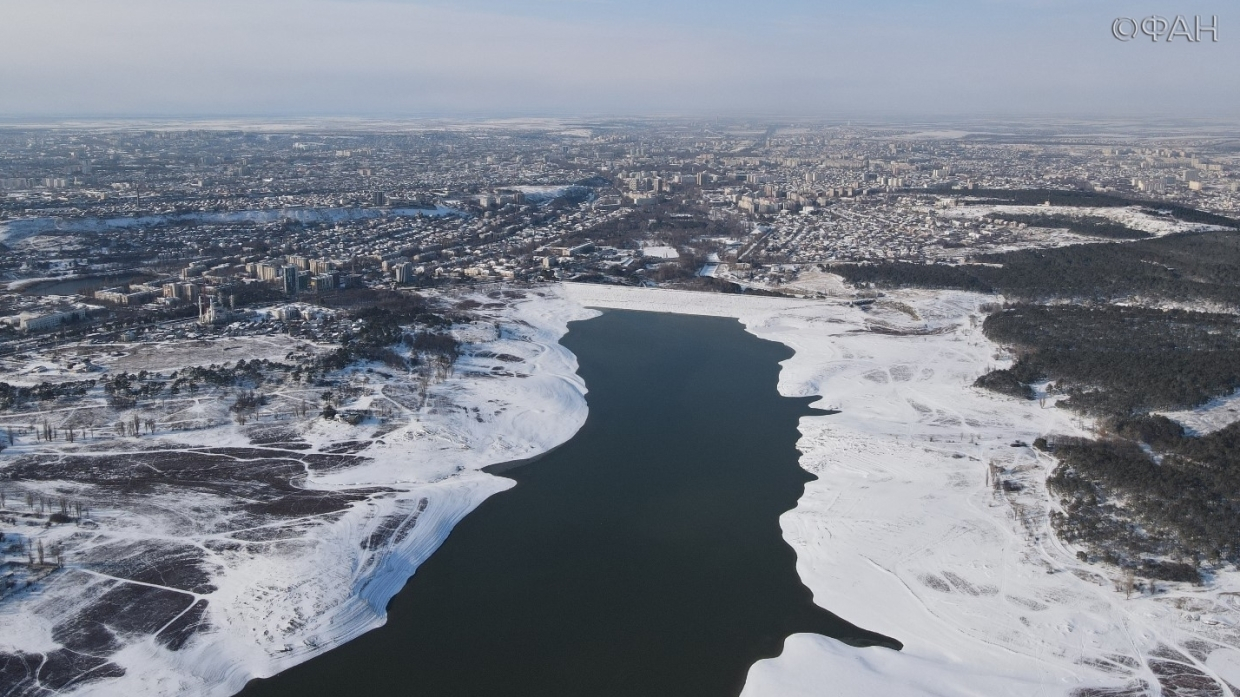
977,304 -> 1240,415
562,199 -> 746,254
1047,419 -> 1240,582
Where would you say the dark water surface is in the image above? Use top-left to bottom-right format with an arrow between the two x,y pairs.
239,309 -> 899,697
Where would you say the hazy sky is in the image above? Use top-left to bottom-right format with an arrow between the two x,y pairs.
0,0 -> 1234,118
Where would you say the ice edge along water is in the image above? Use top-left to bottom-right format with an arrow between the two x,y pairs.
560,283 -> 1240,697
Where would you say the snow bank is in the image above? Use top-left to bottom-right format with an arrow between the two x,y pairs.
562,282 -> 1240,697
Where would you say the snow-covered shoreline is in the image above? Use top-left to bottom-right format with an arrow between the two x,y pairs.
561,282 -> 1240,696
0,289 -> 598,697
7,280 -> 1240,696
186,291 -> 599,696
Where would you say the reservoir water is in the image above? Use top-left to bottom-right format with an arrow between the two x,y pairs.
239,309 -> 899,697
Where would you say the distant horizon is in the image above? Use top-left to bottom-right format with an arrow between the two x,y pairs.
1,0 -> 1234,120
2,113 -> 1240,132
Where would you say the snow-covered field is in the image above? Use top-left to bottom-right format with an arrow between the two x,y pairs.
0,290 -> 597,696
1160,391 -> 1240,437
641,246 -> 680,259
561,282 -> 1240,697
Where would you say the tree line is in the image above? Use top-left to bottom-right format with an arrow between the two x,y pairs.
976,304 -> 1240,416
834,229 -> 1240,306
1046,419 -> 1240,583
